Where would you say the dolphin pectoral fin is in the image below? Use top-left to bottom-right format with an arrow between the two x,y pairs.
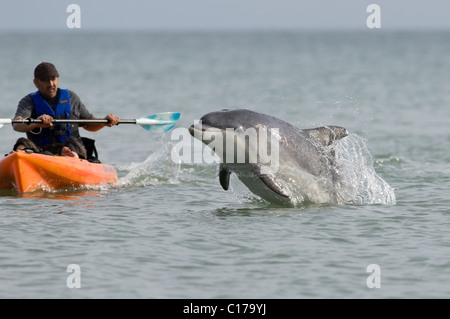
259,175 -> 290,198
219,166 -> 231,191
304,126 -> 349,146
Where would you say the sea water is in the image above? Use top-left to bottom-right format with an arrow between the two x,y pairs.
0,31 -> 449,298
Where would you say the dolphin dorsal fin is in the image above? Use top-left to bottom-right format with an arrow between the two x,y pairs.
303,126 -> 348,147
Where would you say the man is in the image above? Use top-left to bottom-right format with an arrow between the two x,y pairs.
12,62 -> 120,159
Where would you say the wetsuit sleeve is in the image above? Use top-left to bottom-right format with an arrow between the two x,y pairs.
69,90 -> 93,123
14,95 -> 35,118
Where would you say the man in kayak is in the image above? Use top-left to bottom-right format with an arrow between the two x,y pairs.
11,62 -> 120,159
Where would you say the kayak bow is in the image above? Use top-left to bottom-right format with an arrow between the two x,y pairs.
0,151 -> 118,193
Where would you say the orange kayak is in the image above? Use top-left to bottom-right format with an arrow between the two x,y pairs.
0,150 -> 118,193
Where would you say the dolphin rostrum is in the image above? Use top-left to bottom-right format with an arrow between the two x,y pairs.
189,109 -> 348,205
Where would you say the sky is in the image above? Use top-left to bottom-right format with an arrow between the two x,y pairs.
1,0 -> 450,31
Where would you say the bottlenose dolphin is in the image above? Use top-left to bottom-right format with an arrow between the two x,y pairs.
189,109 -> 348,205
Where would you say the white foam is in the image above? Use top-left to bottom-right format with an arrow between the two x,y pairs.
333,134 -> 396,205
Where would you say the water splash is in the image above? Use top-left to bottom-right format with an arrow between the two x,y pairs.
333,134 -> 396,205
227,133 -> 396,206
117,142 -> 181,188
83,134 -> 396,207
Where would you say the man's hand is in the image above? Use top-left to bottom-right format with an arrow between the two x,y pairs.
37,114 -> 53,128
82,114 -> 120,132
104,114 -> 120,127
12,115 -> 52,132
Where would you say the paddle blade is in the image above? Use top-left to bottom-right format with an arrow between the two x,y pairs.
137,112 -> 181,132
0,119 -> 12,128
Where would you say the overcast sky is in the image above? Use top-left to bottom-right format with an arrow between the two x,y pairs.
1,0 -> 450,31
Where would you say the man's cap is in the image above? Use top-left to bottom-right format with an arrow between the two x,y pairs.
34,62 -> 59,80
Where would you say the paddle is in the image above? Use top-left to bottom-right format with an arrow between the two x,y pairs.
0,112 -> 181,133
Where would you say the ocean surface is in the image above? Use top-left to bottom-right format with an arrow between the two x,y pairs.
0,31 -> 449,299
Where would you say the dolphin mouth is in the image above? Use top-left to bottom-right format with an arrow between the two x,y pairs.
189,123 -> 222,138
189,124 -> 207,137
188,124 -> 196,137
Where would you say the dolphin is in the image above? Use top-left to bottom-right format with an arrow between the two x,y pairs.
189,109 -> 348,205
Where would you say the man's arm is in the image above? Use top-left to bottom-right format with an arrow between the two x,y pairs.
69,91 -> 120,132
12,96 -> 53,132
83,114 -> 120,132
12,115 -> 54,132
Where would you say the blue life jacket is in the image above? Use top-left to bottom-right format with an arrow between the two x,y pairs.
29,89 -> 72,146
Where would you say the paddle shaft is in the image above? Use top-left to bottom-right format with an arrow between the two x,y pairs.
11,118 -> 137,125
8,118 -> 176,126
0,112 -> 180,132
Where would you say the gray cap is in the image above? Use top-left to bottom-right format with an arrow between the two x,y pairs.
34,62 -> 59,80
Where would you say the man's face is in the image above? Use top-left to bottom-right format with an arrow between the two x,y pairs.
34,76 -> 59,99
